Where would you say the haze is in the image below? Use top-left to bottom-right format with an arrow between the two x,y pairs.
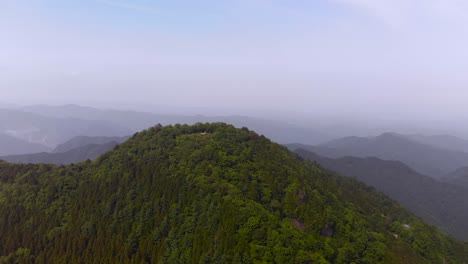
2,0 -> 468,121
5,2 -> 468,262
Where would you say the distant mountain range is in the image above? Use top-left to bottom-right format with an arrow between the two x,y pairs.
442,166 -> 468,188
0,108 -> 132,148
1,142 -> 118,165
289,133 -> 468,178
0,105 -> 333,156
0,133 -> 51,156
0,136 -> 128,165
52,135 -> 129,153
406,134 -> 468,153
293,148 -> 468,240
21,104 -> 332,144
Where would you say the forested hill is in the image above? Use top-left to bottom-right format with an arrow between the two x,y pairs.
0,123 -> 467,263
292,149 -> 468,240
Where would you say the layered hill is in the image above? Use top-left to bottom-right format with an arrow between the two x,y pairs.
0,123 -> 466,263
52,135 -> 130,153
22,104 -> 331,145
0,133 -> 50,156
0,141 -> 119,165
406,135 -> 468,152
406,134 -> 468,153
0,109 -> 132,149
0,136 -> 129,165
293,149 -> 468,240
443,167 -> 468,188
291,133 -> 468,177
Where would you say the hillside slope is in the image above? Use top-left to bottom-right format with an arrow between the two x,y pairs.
292,133 -> 468,177
293,149 -> 468,240
53,135 -> 129,153
0,123 -> 466,263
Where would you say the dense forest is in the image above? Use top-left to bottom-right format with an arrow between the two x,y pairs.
0,123 -> 467,263
292,148 -> 468,240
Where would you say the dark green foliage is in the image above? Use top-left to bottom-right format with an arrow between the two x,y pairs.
0,123 -> 467,263
293,149 -> 468,241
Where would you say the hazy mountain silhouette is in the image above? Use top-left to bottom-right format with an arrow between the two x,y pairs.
53,135 -> 129,153
22,104 -> 331,144
1,141 -> 119,165
0,135 -> 130,165
406,134 -> 468,153
290,133 -> 468,177
0,109 -> 133,148
442,166 -> 468,188
293,148 -> 468,240
0,133 -> 50,156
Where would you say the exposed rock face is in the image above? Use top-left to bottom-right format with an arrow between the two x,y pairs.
320,224 -> 335,237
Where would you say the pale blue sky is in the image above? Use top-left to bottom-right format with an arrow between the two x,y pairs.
1,0 -> 468,120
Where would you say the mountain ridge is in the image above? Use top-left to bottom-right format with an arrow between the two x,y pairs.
52,135 -> 130,153
0,109 -> 133,149
406,134 -> 468,153
0,123 -> 466,263
293,133 -> 468,177
0,141 -> 119,165
293,148 -> 468,240
0,132 -> 50,156
21,104 -> 332,145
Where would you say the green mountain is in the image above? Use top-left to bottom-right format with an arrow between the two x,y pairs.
0,123 -> 466,263
292,148 -> 468,240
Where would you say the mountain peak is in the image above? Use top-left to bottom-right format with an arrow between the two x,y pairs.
376,132 -> 406,139
1,123 -> 467,263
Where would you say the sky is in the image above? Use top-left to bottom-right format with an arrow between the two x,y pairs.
1,0 -> 468,120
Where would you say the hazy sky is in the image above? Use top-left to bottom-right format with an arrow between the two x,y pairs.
2,0 -> 468,119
